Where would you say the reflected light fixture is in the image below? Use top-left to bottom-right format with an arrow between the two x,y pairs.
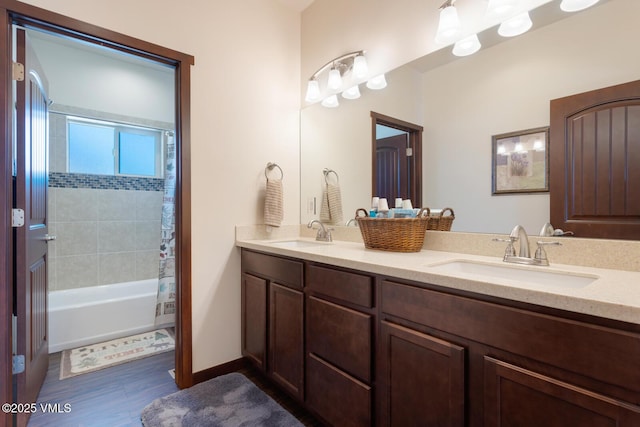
453,34 -> 481,57
497,144 -> 507,155
321,94 -> 339,108
366,74 -> 387,90
498,11 -> 533,37
305,50 -> 383,107
435,0 -> 462,44
342,85 -> 361,100
560,0 -> 600,12
485,0 -> 517,20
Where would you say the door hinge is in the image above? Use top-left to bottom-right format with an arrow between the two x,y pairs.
12,208 -> 25,227
12,355 -> 25,374
12,62 -> 24,81
406,147 -> 413,157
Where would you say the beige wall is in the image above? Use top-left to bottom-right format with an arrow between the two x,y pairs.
21,0 -> 301,371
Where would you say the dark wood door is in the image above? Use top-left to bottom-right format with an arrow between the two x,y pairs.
269,282 -> 304,400
550,79 -> 640,239
375,134 -> 409,203
14,28 -> 50,427
241,273 -> 267,369
378,321 -> 465,427
484,356 -> 640,426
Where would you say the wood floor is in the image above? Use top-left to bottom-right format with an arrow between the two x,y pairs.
28,351 -> 322,427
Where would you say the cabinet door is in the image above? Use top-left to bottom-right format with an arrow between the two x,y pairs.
241,273 -> 267,369
378,321 -> 465,427
269,282 -> 304,400
484,356 -> 640,427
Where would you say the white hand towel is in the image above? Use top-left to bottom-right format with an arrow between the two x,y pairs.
319,188 -> 331,223
264,178 -> 283,227
327,183 -> 344,225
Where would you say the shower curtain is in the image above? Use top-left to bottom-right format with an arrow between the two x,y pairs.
155,131 -> 176,327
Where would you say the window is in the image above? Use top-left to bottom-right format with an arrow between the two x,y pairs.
67,117 -> 163,178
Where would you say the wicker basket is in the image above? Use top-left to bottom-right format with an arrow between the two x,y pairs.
355,208 -> 430,252
426,207 -> 455,231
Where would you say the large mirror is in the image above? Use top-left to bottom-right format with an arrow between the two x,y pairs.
301,0 -> 640,237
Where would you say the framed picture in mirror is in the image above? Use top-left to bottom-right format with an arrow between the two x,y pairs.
492,126 -> 549,195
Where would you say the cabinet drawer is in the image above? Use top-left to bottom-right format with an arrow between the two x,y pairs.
241,249 -> 303,289
306,353 -> 371,427
307,264 -> 373,307
307,296 -> 372,382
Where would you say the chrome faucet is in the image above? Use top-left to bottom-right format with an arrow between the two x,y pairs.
307,220 -> 333,242
510,225 -> 530,258
493,225 -> 561,266
345,218 -> 358,227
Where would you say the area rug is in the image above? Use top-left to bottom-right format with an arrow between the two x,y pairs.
60,329 -> 174,380
140,372 -> 303,427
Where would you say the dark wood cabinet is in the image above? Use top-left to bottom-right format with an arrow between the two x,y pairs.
305,263 -> 374,426
241,250 -> 304,400
241,248 -> 640,426
241,272 -> 267,369
484,356 -> 640,426
378,320 -> 465,427
269,282 -> 304,399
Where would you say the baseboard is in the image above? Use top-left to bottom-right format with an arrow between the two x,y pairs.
192,357 -> 249,385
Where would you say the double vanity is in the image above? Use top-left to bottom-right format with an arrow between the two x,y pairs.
236,227 -> 640,426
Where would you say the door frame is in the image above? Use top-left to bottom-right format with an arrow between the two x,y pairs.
371,111 -> 423,208
0,2 -> 194,419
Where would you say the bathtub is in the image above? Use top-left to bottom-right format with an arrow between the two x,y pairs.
48,279 -> 160,353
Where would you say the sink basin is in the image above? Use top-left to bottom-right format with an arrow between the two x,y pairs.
269,240 -> 330,249
427,260 -> 598,289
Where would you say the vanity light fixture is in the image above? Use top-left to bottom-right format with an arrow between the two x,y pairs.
452,34 -> 481,57
435,0 -> 462,44
560,0 -> 600,12
498,11 -> 533,37
305,50 -> 384,108
485,0 -> 517,20
321,94 -> 339,108
366,74 -> 387,90
342,85 -> 361,100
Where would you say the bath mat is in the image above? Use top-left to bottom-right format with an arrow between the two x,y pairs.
60,329 -> 174,380
140,372 -> 303,427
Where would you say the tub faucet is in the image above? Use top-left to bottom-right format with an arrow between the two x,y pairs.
307,220 -> 332,242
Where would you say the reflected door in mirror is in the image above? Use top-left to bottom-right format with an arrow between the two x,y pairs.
376,134 -> 409,203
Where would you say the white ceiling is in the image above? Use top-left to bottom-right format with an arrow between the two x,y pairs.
276,0 -> 315,12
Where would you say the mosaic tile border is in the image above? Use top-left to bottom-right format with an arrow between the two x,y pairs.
49,172 -> 163,191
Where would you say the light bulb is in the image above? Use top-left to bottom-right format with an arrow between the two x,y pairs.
485,0 -> 516,19
321,94 -> 339,108
342,85 -> 361,100
498,12 -> 533,37
452,34 -> 481,57
560,0 -> 600,12
327,68 -> 342,91
352,55 -> 368,79
366,74 -> 387,90
435,5 -> 462,44
305,79 -> 320,103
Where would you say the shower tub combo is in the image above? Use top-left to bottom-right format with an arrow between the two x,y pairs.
48,278 -> 159,353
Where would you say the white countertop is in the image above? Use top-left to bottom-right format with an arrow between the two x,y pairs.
236,237 -> 640,325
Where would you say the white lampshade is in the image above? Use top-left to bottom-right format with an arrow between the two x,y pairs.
366,74 -> 387,90
435,5 -> 462,44
485,0 -> 516,19
498,12 -> 533,37
321,94 -> 339,108
352,55 -> 368,79
560,0 -> 600,12
305,79 -> 320,103
327,68 -> 343,91
342,85 -> 361,100
452,34 -> 481,57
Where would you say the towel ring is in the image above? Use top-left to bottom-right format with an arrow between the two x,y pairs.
323,168 -> 339,185
265,162 -> 283,180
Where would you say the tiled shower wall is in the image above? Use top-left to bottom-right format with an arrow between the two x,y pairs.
48,105 -> 173,292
